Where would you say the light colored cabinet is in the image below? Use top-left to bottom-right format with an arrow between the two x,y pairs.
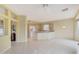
37,32 -> 55,40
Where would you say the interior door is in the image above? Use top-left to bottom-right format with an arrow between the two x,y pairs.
11,21 -> 16,41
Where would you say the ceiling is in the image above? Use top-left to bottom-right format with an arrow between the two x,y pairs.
7,4 -> 79,22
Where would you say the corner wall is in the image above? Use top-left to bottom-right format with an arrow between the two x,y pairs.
53,19 -> 73,39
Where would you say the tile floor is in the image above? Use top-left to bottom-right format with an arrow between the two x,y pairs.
4,40 -> 77,54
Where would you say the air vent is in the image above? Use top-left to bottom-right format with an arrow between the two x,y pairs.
42,4 -> 48,7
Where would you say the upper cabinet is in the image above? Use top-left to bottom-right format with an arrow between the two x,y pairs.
28,20 -> 54,32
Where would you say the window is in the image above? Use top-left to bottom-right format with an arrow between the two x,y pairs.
30,26 -> 36,32
0,20 -> 4,36
43,24 -> 49,31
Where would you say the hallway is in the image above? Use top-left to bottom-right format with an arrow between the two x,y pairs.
4,40 -> 77,54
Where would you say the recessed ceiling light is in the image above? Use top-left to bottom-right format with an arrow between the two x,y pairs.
62,26 -> 66,29
62,8 -> 69,12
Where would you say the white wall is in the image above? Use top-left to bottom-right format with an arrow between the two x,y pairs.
0,18 -> 11,53
0,36 -> 11,53
53,19 -> 73,39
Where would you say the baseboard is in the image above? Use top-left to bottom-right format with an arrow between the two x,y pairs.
0,46 -> 11,54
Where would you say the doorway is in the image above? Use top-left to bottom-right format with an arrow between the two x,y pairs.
75,20 -> 79,41
28,24 -> 37,41
11,21 -> 16,41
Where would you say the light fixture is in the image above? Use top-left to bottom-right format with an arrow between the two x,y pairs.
62,8 -> 68,12
42,4 -> 48,8
62,26 -> 66,29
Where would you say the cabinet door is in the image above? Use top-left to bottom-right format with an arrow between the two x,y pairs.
37,33 -> 48,40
